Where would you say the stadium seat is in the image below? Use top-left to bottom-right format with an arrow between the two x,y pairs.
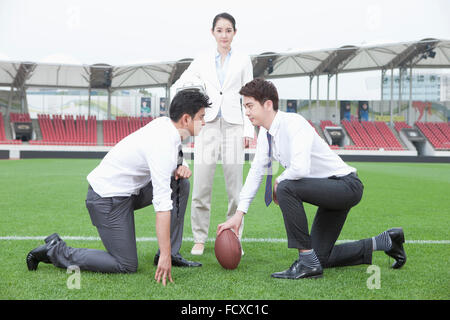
415,122 -> 450,150
65,115 -> 76,144
9,112 -> 31,123
0,113 -> 23,144
319,120 -> 335,132
30,114 -> 97,146
374,121 -> 404,150
341,120 -> 368,149
426,122 -> 449,149
87,115 -> 97,146
435,122 -> 450,140
361,121 -> 387,148
394,121 -> 412,133
341,120 -> 404,151
103,116 -> 153,146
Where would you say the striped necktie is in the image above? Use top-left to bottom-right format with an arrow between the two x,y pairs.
264,132 -> 273,206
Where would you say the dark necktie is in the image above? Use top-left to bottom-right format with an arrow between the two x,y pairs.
264,132 -> 273,206
177,145 -> 183,168
175,145 -> 183,217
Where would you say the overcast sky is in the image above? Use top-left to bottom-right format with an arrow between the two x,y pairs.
0,0 -> 449,99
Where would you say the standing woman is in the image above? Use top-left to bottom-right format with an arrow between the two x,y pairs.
171,12 -> 254,255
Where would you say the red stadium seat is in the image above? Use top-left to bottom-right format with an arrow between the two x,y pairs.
102,116 -> 153,146
341,120 -> 404,151
415,122 -> 450,150
9,112 -> 31,123
29,114 -> 97,146
0,113 -> 23,144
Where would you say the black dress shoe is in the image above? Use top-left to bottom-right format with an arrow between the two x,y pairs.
44,233 -> 61,244
271,259 -> 323,279
385,227 -> 407,269
153,254 -> 202,267
26,237 -> 60,271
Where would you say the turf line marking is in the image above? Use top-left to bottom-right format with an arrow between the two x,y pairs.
0,236 -> 449,244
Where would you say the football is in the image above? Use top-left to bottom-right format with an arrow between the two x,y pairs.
214,229 -> 242,270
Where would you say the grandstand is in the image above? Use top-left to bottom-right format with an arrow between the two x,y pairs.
415,121 -> 450,150
1,110 -> 449,160
0,38 -> 449,160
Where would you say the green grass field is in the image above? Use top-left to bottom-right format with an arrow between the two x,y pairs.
0,159 -> 449,300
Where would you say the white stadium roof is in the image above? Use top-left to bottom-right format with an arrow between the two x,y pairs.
0,38 -> 449,90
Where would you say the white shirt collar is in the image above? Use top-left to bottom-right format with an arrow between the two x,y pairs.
167,117 -> 182,145
268,111 -> 282,137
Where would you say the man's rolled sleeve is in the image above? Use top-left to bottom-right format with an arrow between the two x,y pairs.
151,176 -> 173,212
145,140 -> 177,213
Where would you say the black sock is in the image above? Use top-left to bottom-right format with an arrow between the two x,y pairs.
299,249 -> 321,268
372,231 -> 392,251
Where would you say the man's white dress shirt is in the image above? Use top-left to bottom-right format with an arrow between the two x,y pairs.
237,111 -> 355,213
87,117 -> 185,212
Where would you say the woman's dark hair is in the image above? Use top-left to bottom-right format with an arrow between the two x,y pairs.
169,89 -> 211,122
239,78 -> 279,111
212,12 -> 236,31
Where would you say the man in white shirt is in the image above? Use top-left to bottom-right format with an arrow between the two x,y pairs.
26,89 -> 211,286
217,79 -> 406,279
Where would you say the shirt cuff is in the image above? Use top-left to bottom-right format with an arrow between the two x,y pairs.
237,202 -> 250,214
152,198 -> 173,213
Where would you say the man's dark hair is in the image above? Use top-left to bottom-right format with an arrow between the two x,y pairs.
239,78 -> 279,111
169,89 -> 211,122
212,12 -> 236,31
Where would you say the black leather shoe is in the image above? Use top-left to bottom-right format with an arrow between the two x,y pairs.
26,237 -> 60,271
154,254 -> 202,267
44,233 -> 61,244
385,227 -> 407,269
271,259 -> 323,279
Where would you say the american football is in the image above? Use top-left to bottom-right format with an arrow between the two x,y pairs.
214,229 -> 242,270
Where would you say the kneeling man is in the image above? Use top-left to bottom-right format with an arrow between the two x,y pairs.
217,79 -> 406,279
27,89 -> 210,286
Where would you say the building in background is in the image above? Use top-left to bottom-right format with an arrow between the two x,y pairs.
382,73 -> 450,102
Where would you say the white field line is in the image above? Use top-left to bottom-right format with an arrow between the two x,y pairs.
0,235 -> 449,244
